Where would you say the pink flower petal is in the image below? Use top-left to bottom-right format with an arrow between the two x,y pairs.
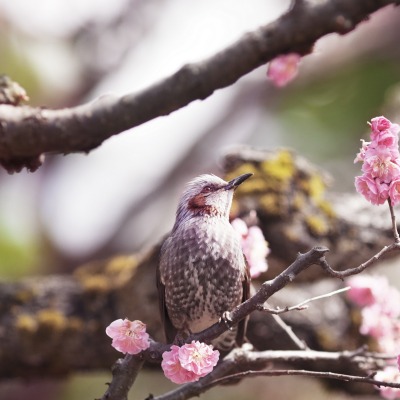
178,341 -> 219,377
161,342 -> 219,384
267,53 -> 301,87
106,318 -> 150,355
231,218 -> 269,278
162,345 -> 198,384
355,174 -> 389,205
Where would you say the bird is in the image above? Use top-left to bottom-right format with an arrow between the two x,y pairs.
157,173 -> 252,351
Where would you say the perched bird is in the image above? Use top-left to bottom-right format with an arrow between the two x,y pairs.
157,173 -> 252,351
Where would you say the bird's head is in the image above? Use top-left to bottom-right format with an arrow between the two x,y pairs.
174,173 -> 252,226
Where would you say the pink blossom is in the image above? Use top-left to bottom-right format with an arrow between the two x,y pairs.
355,174 -> 389,205
369,116 -> 400,150
231,218 -> 269,278
106,318 -> 150,355
362,145 -> 400,182
267,53 -> 301,87
161,345 -> 198,384
375,367 -> 400,399
178,341 -> 219,377
371,116 -> 392,133
354,139 -> 370,163
346,275 -> 389,307
161,342 -> 219,384
398,354 -> 400,371
390,179 -> 400,206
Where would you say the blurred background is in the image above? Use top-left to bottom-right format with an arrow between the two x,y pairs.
0,0 -> 400,398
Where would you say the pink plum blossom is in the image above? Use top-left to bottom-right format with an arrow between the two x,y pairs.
106,318 -> 150,355
231,218 -> 269,278
375,367 -> 400,399
390,179 -> 400,206
360,305 -> 393,338
355,116 -> 400,206
355,175 -> 389,205
362,145 -> 400,182
267,53 -> 301,87
178,341 -> 219,376
370,116 -> 392,133
161,341 -> 219,384
161,345 -> 198,384
354,139 -> 370,163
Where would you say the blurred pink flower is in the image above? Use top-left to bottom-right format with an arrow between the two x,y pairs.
355,174 -> 389,205
231,218 -> 269,278
375,367 -> 400,399
267,53 -> 300,87
346,275 -> 389,307
161,342 -> 219,384
106,318 -> 150,355
360,305 -> 393,338
347,274 -> 400,354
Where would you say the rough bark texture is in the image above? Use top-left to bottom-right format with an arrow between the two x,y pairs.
0,147 -> 393,380
0,0 -> 398,171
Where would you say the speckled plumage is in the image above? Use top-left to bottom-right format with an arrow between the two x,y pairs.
157,174 -> 251,351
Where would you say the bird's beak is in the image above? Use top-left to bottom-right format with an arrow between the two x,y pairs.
225,173 -> 253,190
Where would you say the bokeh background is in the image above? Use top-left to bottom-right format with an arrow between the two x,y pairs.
0,0 -> 400,399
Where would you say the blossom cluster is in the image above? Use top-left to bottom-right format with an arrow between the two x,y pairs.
355,116 -> 400,206
347,275 -> 400,399
266,53 -> 301,87
231,218 -> 270,278
106,319 -> 219,384
161,341 -> 219,384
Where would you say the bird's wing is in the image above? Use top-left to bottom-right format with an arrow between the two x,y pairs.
157,238 -> 177,344
236,254 -> 251,346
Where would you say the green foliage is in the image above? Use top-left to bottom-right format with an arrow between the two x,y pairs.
0,227 -> 39,279
279,59 -> 400,161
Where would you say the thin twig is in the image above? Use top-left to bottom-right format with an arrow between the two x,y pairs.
290,286 -> 351,309
260,287 -> 351,313
318,243 -> 400,279
388,197 -> 400,243
208,369 -> 400,389
271,314 -> 309,350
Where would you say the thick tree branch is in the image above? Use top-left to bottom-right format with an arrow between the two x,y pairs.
101,354 -> 145,400
0,0 -> 397,171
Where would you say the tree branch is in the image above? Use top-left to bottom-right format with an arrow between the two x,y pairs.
101,354 -> 144,400
149,347 -> 397,400
0,0 -> 397,171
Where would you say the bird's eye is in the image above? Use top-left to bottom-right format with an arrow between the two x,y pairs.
202,186 -> 213,193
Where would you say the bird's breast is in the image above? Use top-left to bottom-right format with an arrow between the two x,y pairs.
160,217 -> 245,331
